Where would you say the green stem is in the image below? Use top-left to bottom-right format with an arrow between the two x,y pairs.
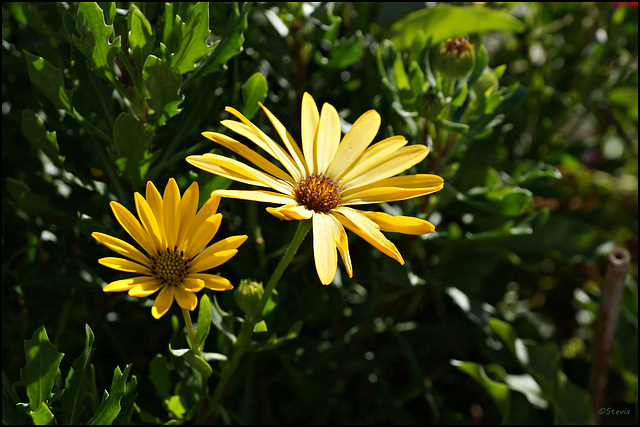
201,219 -> 312,422
182,308 -> 201,357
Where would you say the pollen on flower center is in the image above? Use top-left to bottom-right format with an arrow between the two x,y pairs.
150,248 -> 190,287
294,173 -> 342,213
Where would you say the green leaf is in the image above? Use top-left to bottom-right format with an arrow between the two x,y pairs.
320,32 -> 365,69
195,294 -> 212,350
241,72 -> 268,120
253,320 -> 268,333
21,109 -> 64,166
61,324 -> 95,425
451,360 -> 510,412
148,355 -> 170,401
143,55 -> 184,127
73,2 -> 121,81
86,364 -> 132,425
23,51 -> 74,112
20,326 -> 65,412
168,345 -> 213,380
388,4 -> 525,51
112,112 -> 153,187
127,4 -> 155,70
29,401 -> 55,425
166,2 -> 216,75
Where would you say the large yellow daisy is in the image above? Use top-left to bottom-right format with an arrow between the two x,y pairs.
92,178 -> 247,319
186,93 -> 443,285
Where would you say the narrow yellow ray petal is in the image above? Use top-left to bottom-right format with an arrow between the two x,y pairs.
334,207 -> 404,265
301,92 -> 320,173
163,178 -> 181,250
145,181 -> 166,247
189,248 -> 239,273
91,232 -> 151,267
174,286 -> 198,311
151,286 -> 174,319
339,145 -> 429,191
134,192 -> 163,250
326,109 -> 381,179
330,216 -> 353,278
202,131 -> 296,184
128,280 -> 164,297
102,276 -> 157,292
312,213 -> 338,285
187,155 -> 270,188
360,211 -> 436,235
335,136 -> 408,184
266,203 -> 313,220
110,201 -> 157,256
176,181 -> 199,246
342,186 -> 443,205
212,189 -> 295,205
341,174 -> 444,198
189,273 -> 234,291
182,196 -> 221,255
182,277 -> 205,292
259,102 -> 308,179
98,257 -> 152,274
184,214 -> 222,260
315,102 -> 341,174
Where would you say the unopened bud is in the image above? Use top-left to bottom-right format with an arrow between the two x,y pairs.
431,37 -> 475,78
415,92 -> 444,119
234,279 -> 264,317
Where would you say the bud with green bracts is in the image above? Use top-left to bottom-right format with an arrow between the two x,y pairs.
415,92 -> 444,119
235,279 -> 265,318
431,36 -> 475,78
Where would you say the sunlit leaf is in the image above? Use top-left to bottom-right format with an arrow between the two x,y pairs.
23,50 -> 73,112
87,364 -> 132,425
241,72 -> 268,119
143,55 -> 184,128
166,2 -> 216,75
127,4 -> 155,70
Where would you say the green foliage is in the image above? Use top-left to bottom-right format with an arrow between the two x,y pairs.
3,2 -> 637,425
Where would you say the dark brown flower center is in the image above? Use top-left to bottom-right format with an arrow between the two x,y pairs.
294,173 -> 342,214
150,248 -> 190,287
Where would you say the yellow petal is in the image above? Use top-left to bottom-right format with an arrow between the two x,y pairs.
341,174 -> 444,198
187,155 -> 271,188
145,181 -> 166,247
128,280 -> 163,297
182,277 -> 205,292
163,178 -> 181,250
312,213 -> 338,285
202,131 -> 296,184
184,213 -> 222,259
332,217 -> 353,278
326,109 -> 381,179
212,189 -> 295,205
360,211 -> 436,235
110,201 -> 157,257
189,273 -> 234,291
335,135 -> 408,184
259,102 -> 308,179
340,145 -> 429,191
315,102 -> 341,174
134,192 -> 163,250
182,196 -> 221,256
103,276 -> 157,292
334,207 -> 404,265
301,92 -> 320,173
151,286 -> 174,319
176,181 -> 199,246
98,257 -> 152,274
174,286 -> 198,311
189,248 -> 240,273
266,203 -> 313,220
91,232 -> 151,267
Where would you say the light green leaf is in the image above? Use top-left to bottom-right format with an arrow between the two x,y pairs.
166,2 -> 216,75
451,360 -> 509,413
143,55 -> 184,127
388,4 -> 525,51
168,345 -> 213,380
29,401 -> 55,425
21,109 -> 64,166
253,320 -> 268,333
241,72 -> 268,120
73,2 -> 121,80
87,364 -> 132,425
23,51 -> 73,112
20,326 -> 65,412
195,294 -> 212,350
127,4 -> 155,69
61,324 -> 95,425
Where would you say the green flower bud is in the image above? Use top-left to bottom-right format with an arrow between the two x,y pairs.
234,279 -> 264,317
415,92 -> 444,119
431,37 -> 476,78
472,69 -> 499,97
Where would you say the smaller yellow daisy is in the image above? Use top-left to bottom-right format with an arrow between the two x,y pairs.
92,178 -> 247,319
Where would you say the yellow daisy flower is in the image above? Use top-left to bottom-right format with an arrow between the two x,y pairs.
186,93 -> 443,285
92,178 -> 247,319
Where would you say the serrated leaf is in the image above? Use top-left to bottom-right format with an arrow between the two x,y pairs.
87,364 -> 132,425
127,4 -> 155,70
112,374 -> 137,425
23,51 -> 73,112
241,72 -> 268,119
73,2 -> 121,81
61,324 -> 95,425
195,294 -> 212,350
20,326 -> 65,412
166,3 -> 216,75
29,401 -> 55,425
388,4 -> 525,51
112,112 -> 153,187
143,55 -> 183,128
21,109 -> 64,165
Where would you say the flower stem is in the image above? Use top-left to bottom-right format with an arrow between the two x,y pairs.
182,308 -> 201,357
201,219 -> 312,423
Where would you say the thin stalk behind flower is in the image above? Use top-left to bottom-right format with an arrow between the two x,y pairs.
187,92 -> 444,285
